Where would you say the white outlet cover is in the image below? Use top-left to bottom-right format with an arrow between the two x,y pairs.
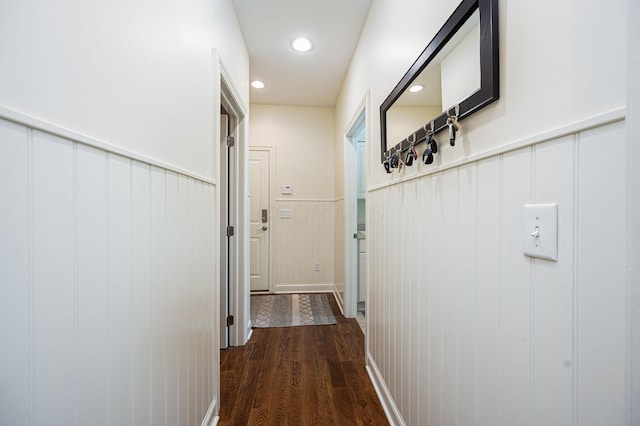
523,203 -> 558,261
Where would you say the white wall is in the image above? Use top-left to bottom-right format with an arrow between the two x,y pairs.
0,0 -> 249,179
249,105 -> 335,293
0,0 -> 249,424
335,0 -> 630,424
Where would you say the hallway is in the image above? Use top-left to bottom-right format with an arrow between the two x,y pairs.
218,294 -> 387,425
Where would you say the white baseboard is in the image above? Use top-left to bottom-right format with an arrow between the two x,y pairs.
247,319 -> 253,343
333,288 -> 345,315
274,282 -> 334,293
201,397 -> 218,426
366,354 -> 405,426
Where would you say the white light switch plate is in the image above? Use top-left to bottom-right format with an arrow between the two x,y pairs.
279,208 -> 293,219
523,203 -> 558,261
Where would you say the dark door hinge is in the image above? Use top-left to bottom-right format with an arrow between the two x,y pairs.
226,136 -> 235,147
226,225 -> 234,237
226,315 -> 234,327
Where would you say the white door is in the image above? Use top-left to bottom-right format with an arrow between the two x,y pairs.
249,149 -> 270,291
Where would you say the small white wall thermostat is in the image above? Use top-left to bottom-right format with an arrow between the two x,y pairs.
523,203 -> 558,261
280,185 -> 293,195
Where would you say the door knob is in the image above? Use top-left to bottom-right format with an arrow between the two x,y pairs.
261,226 -> 268,231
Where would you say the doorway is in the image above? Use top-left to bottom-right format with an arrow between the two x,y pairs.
344,92 -> 369,326
219,106 -> 236,349
249,147 -> 272,292
217,58 -> 250,349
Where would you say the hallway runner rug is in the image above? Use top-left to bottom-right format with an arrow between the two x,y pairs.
250,293 -> 337,328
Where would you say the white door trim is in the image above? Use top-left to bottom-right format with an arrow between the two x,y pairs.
249,145 -> 276,293
213,50 -> 250,350
343,90 -> 371,320
628,1 -> 640,421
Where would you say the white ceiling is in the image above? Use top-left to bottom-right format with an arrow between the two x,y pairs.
232,0 -> 373,107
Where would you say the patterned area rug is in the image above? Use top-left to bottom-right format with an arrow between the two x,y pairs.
250,293 -> 337,328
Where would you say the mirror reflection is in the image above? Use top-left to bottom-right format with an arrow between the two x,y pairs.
386,9 -> 480,146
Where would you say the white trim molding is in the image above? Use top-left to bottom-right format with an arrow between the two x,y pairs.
0,104 -> 216,185
274,198 -> 337,203
274,283 -> 335,293
366,355 -> 406,426
201,397 -> 219,426
369,107 -> 626,194
332,288 -> 346,316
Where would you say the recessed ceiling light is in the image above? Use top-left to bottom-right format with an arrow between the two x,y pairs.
291,37 -> 313,52
251,80 -> 266,89
409,84 -> 424,93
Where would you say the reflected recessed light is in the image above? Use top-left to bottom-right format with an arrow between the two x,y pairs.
251,80 -> 266,89
409,84 -> 424,93
291,37 -> 313,52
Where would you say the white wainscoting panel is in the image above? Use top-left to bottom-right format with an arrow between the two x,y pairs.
366,119 -> 628,425
333,198 -> 345,308
272,200 -> 334,292
0,116 -> 217,426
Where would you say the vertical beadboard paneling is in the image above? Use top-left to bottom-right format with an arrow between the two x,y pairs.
368,191 -> 380,365
475,156 -> 501,426
416,177 -> 430,426
441,168 -> 459,426
456,163 -> 478,426
193,180 -> 203,421
532,136 -> 575,426
108,154 -> 134,426
389,184 -> 398,401
0,118 -> 30,424
397,182 -> 409,419
0,116 -> 218,426
385,186 -> 393,385
207,182 -> 216,407
150,166 -> 168,425
577,121 -> 627,424
132,162 -> 152,426
499,148 -> 533,425
366,119 -> 628,426
177,175 -> 189,426
76,144 -> 109,424
333,198 -> 345,303
165,171 -> 180,424
427,172 -> 443,426
406,180 -> 420,426
32,131 -> 75,425
273,200 -> 334,291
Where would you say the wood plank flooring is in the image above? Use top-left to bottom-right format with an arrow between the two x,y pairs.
218,294 -> 388,425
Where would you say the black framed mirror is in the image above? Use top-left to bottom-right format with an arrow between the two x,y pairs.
380,0 -> 498,163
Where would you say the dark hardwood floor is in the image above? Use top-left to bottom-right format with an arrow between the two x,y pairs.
218,294 -> 389,425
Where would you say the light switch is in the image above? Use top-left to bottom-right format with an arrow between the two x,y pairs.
279,208 -> 293,219
523,203 -> 558,261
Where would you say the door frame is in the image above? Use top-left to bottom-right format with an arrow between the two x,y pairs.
213,51 -> 250,351
219,110 -> 235,350
249,145 -> 275,293
343,90 -> 371,319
